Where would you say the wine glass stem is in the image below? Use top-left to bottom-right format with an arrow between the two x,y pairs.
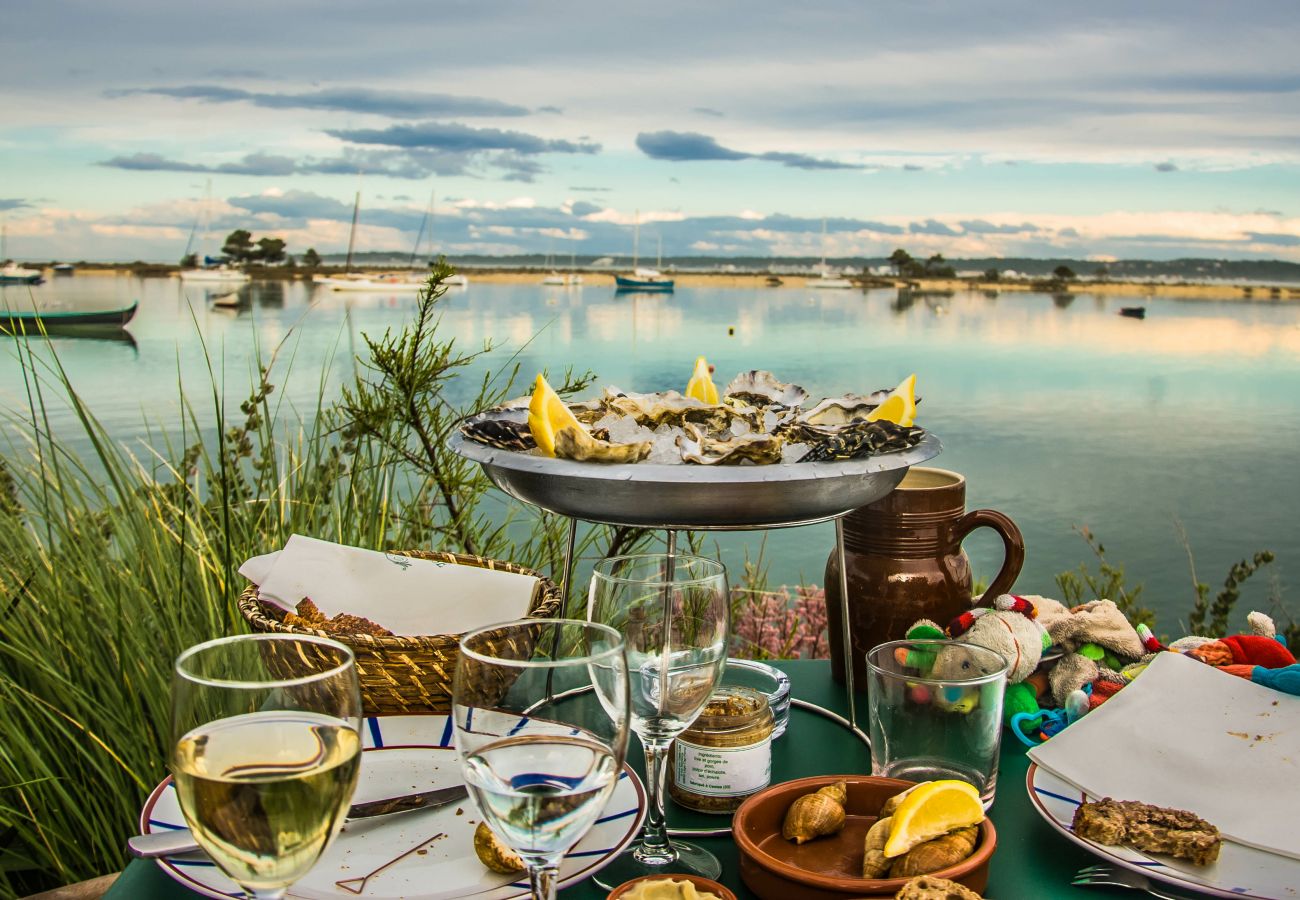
635,740 -> 674,861
527,862 -> 561,900
247,891 -> 285,900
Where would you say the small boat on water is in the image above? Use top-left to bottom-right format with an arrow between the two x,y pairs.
210,290 -> 242,308
180,265 -> 250,284
616,267 -> 674,292
0,263 -> 44,285
808,219 -> 853,289
444,273 -> 469,288
53,263 -> 75,276
542,270 -> 567,285
1,300 -> 138,334
319,273 -> 424,292
1119,306 -> 1147,319
766,276 -> 784,287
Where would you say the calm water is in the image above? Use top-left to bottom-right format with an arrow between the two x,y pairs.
3,275 -> 1299,636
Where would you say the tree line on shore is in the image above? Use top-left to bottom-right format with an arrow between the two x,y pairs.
181,230 -> 322,268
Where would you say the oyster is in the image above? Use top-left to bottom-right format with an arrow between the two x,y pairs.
596,388 -> 729,429
677,422 -> 784,465
799,394 -> 883,428
798,421 -> 925,462
460,417 -> 536,451
553,425 -> 651,464
723,371 -> 809,408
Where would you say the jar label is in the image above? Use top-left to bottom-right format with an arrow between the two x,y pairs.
673,737 -> 772,797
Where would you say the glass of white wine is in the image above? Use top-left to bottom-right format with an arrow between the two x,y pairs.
587,553 -> 730,887
170,633 -> 363,900
453,619 -> 629,900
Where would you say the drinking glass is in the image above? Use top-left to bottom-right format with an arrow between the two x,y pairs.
453,619 -> 630,900
866,639 -> 1008,807
587,553 -> 730,886
170,633 -> 363,900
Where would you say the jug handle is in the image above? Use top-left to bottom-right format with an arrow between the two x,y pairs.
951,509 -> 1025,605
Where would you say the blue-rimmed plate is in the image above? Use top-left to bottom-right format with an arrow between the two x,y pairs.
1028,762 -> 1300,900
140,715 -> 646,900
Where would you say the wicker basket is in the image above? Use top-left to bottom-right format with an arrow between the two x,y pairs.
238,549 -> 564,715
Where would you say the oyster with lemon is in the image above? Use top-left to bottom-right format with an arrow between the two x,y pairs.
459,356 -> 925,465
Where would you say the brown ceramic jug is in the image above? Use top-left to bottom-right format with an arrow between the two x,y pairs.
826,467 -> 1024,686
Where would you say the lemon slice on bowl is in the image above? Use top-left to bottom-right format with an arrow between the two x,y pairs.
685,356 -> 719,404
866,373 -> 917,427
527,374 -> 585,457
883,779 -> 983,858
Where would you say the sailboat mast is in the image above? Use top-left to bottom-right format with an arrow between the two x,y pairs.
632,209 -> 640,269
409,187 -> 434,271
345,189 -> 361,273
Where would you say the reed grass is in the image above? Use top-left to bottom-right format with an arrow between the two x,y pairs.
0,268 -> 643,897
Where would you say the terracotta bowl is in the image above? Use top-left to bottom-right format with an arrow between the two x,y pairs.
606,873 -> 738,900
732,775 -> 996,899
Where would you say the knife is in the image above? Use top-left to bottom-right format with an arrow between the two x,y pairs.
128,785 -> 469,859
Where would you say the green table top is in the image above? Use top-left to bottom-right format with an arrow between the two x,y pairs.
107,660 -> 1136,899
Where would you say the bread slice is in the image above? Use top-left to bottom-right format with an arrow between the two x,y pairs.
893,874 -> 983,900
1072,798 -> 1220,866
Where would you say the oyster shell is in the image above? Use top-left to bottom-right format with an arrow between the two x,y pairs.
583,388 -> 728,429
798,421 -> 925,462
553,425 -> 651,464
723,371 -> 809,408
459,417 -> 536,451
799,394 -> 883,428
677,422 -> 784,465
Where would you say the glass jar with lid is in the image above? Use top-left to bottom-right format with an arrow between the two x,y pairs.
668,685 -> 774,813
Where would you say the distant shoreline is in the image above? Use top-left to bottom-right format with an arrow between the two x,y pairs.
39,263 -> 1300,301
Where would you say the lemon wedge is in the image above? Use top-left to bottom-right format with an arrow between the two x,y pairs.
865,373 -> 917,427
685,356 -> 719,404
883,779 -> 983,858
527,374 -> 585,457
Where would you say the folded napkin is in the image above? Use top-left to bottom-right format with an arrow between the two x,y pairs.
1029,650 -> 1300,859
238,535 -> 540,637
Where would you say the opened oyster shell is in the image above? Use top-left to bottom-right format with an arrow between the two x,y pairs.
554,425 -> 651,464
723,371 -> 809,408
459,417 -> 536,452
798,421 -> 925,462
677,422 -> 784,465
577,388 -> 728,430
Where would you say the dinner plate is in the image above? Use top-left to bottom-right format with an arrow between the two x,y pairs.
140,715 -> 646,900
1027,762 -> 1300,900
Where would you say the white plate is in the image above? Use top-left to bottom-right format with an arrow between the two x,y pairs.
141,715 -> 646,900
1027,762 -> 1300,900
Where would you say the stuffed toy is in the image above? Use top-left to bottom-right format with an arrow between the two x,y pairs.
1037,598 -> 1146,704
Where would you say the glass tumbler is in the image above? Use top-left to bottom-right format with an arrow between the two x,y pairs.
866,639 -> 1008,807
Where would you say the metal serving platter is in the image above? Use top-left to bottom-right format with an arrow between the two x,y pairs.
450,411 -> 941,529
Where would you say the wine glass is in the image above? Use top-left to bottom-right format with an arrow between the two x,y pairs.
587,553 -> 730,886
453,619 -> 630,900
170,633 -> 363,900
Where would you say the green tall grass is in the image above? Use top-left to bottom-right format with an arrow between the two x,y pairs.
0,269 -> 639,897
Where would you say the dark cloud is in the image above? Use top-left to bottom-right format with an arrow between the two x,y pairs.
0,198 -> 30,211
636,130 -> 861,170
537,105 -> 563,114
570,201 -> 603,216
326,121 -> 599,155
909,219 -> 960,236
1246,232 -> 1300,246
1155,161 -> 1178,172
1058,227 -> 1081,238
107,85 -> 529,119
693,107 -> 724,117
568,186 -> 610,192
958,219 -> 1040,235
902,164 -> 924,171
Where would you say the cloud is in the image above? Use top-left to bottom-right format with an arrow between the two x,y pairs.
1155,161 -> 1179,172
568,186 -> 610,192
0,198 -> 31,211
693,107 -> 725,117
909,219 -> 961,236
1245,232 -> 1300,246
537,105 -> 563,114
958,219 -> 1040,235
326,120 -> 600,155
636,130 -> 861,170
569,201 -> 603,217
107,84 -> 529,118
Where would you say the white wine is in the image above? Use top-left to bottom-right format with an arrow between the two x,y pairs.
464,734 -> 619,863
172,712 -> 361,893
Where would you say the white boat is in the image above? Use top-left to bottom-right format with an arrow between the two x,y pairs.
0,262 -> 44,285
616,215 -> 674,292
808,218 -> 854,289
444,273 -> 469,287
542,271 -> 567,285
210,290 -> 242,308
179,266 -> 250,284
322,274 -> 424,292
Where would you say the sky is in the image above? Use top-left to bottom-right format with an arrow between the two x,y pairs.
2,0 -> 1299,263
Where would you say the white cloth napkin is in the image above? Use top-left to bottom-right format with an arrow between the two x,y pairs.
238,535 -> 541,637
1028,651 -> 1300,859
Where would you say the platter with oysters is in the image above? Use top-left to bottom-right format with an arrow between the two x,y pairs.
450,358 -> 941,528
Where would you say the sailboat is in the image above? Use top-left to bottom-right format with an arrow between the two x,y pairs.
615,212 -> 674,292
180,181 -> 251,284
0,225 -> 45,285
809,219 -> 853,289
568,251 -> 583,286
541,247 -> 566,285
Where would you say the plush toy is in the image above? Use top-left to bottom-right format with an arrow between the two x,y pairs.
1038,599 -> 1146,704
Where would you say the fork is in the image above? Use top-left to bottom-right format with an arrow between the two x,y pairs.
1072,863 -> 1187,899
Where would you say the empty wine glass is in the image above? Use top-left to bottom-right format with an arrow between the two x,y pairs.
453,619 -> 630,900
170,633 -> 363,900
587,553 -> 730,886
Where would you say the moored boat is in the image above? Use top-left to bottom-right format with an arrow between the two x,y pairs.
615,268 -> 675,292
0,263 -> 44,285
1,300 -> 138,333
179,265 -> 250,284
1119,306 -> 1147,319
